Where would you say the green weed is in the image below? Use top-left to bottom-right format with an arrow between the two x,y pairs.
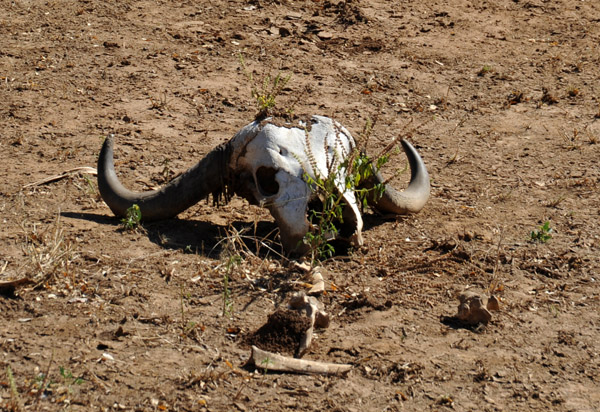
120,204 -> 142,231
260,356 -> 273,375
301,119 -> 390,262
179,284 -> 200,339
6,366 -> 23,412
78,174 -> 98,198
239,54 -> 292,119
477,65 -> 493,76
59,366 -> 84,392
222,254 -> 241,318
530,221 -> 552,243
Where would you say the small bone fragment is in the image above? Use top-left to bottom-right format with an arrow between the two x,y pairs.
487,295 -> 500,311
289,293 -> 330,327
314,311 -> 330,328
289,292 -> 327,319
0,277 -> 33,291
289,292 -> 330,356
457,291 -> 493,325
23,166 -> 97,188
308,267 -> 325,295
251,346 -> 352,375
296,325 -> 313,358
290,296 -> 315,357
291,261 -> 311,273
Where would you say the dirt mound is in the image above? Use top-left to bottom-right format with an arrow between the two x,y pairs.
245,308 -> 311,357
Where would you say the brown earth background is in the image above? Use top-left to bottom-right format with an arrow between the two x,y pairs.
1,0 -> 600,411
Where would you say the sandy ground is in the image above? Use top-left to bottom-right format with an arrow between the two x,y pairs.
1,0 -> 600,411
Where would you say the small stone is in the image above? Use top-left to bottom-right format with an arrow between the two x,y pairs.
317,31 -> 334,40
286,12 -> 302,20
457,291 -> 493,325
487,295 -> 500,311
314,311 -> 330,328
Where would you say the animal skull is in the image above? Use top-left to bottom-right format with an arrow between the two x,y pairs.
228,116 -> 363,252
97,115 -> 430,255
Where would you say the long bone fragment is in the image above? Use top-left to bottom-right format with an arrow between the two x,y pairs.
250,346 -> 352,375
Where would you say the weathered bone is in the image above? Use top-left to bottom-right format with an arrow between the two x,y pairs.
0,277 -> 33,292
307,267 -> 325,296
228,116 -> 362,253
288,292 -> 330,357
456,291 -> 500,326
97,115 -> 430,254
250,346 -> 352,375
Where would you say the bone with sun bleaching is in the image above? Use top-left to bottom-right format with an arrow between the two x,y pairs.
250,346 -> 352,375
97,115 -> 430,255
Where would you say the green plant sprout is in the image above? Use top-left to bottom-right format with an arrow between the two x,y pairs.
477,65 -> 493,76
81,174 -> 98,197
222,254 -> 241,318
121,204 -> 142,231
6,366 -> 23,411
239,53 -> 291,119
302,141 -> 388,261
59,366 -> 84,387
530,221 -> 552,243
260,356 -> 274,375
179,284 -> 199,338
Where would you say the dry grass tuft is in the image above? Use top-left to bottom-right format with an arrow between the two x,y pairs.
20,214 -> 78,289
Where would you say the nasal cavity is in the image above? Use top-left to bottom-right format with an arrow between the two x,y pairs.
256,167 -> 279,196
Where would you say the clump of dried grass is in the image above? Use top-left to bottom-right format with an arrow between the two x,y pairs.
20,214 -> 78,289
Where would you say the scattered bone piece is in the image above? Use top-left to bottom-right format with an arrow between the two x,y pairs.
457,291 -> 493,325
250,346 -> 352,375
314,311 -> 330,329
0,277 -> 33,291
288,292 -> 330,356
23,166 -> 97,188
289,292 -> 327,318
308,267 -> 325,296
487,295 -> 500,311
291,261 -> 311,273
296,325 -> 312,358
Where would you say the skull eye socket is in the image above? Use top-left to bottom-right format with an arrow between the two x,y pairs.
256,166 -> 279,196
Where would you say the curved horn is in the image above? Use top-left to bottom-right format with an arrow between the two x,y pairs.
366,139 -> 430,215
97,135 -> 231,221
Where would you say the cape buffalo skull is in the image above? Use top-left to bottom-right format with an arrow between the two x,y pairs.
97,115 -> 430,254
